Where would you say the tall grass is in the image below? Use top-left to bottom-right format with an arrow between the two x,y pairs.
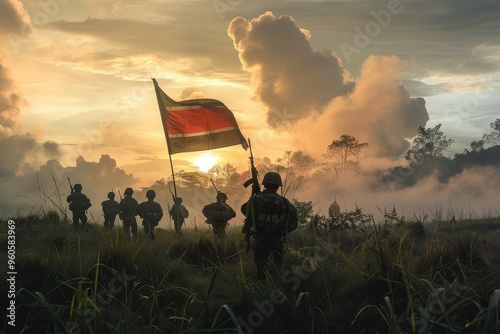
1,209 -> 499,333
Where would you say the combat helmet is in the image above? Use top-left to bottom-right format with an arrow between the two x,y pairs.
146,190 -> 156,199
216,192 -> 228,201
74,183 -> 82,192
124,187 -> 133,196
108,191 -> 115,199
262,172 -> 282,186
175,197 -> 183,204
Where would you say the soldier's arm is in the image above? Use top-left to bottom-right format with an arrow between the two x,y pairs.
157,203 -> 164,220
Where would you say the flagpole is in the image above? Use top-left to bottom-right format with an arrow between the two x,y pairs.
152,78 -> 178,198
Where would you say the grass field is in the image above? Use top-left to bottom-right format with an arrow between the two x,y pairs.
1,210 -> 499,333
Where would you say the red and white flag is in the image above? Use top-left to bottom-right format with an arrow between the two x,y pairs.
153,79 -> 248,154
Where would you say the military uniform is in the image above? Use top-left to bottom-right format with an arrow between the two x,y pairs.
119,188 -> 138,241
202,192 -> 236,237
66,183 -> 91,232
136,190 -> 163,241
101,192 -> 119,229
241,172 -> 297,280
169,197 -> 189,235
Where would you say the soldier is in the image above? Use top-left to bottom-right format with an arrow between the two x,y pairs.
241,172 -> 298,280
118,187 -> 138,242
101,191 -> 119,229
66,183 -> 92,232
136,190 -> 163,241
202,192 -> 236,237
169,197 -> 189,236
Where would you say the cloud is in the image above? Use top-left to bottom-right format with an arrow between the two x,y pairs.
228,12 -> 354,127
42,140 -> 62,159
1,154 -> 140,218
0,132 -> 37,177
228,12 -> 428,159
0,0 -> 32,40
0,63 -> 24,131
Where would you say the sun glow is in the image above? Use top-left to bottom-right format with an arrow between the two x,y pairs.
193,154 -> 218,172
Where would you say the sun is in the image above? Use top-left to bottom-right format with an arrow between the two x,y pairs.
194,154 -> 218,172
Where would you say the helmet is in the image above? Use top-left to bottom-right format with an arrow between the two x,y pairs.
146,189 -> 156,199
108,191 -> 115,199
175,197 -> 183,204
262,172 -> 282,186
216,192 -> 228,201
74,184 -> 82,192
124,187 -> 133,196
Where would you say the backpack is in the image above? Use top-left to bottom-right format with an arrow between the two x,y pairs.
102,200 -> 118,216
120,197 -> 137,218
69,193 -> 92,212
253,193 -> 287,228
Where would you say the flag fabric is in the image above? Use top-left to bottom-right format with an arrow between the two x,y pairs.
153,79 -> 248,155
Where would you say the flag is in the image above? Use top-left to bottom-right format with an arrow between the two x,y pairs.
153,79 -> 248,154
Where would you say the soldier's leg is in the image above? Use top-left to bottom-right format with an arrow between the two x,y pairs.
143,221 -> 150,239
109,216 -> 115,229
104,217 -> 109,229
150,226 -> 155,241
271,239 -> 284,274
254,240 -> 272,280
175,221 -> 182,235
81,212 -> 88,227
72,212 -> 79,232
123,218 -> 131,240
131,218 -> 138,242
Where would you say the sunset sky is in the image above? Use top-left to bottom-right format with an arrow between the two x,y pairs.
1,0 -> 500,221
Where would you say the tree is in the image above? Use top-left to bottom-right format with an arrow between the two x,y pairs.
323,135 -> 368,175
208,163 -> 239,188
276,150 -> 316,197
482,118 -> 500,148
405,124 -> 453,165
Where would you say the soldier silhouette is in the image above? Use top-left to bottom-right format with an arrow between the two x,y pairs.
136,190 -> 163,241
241,172 -> 298,280
119,187 -> 138,242
169,197 -> 189,236
67,183 -> 92,233
202,192 -> 236,237
101,191 -> 119,229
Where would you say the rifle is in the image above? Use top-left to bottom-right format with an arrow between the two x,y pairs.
118,189 -> 123,201
67,177 -> 74,193
210,179 -> 221,196
243,139 -> 261,196
242,138 -> 260,252
168,186 -> 176,202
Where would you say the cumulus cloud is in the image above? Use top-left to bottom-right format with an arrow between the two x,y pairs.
1,154 -> 139,217
0,0 -> 32,40
228,12 -> 429,160
228,12 -> 354,127
295,56 -> 429,158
